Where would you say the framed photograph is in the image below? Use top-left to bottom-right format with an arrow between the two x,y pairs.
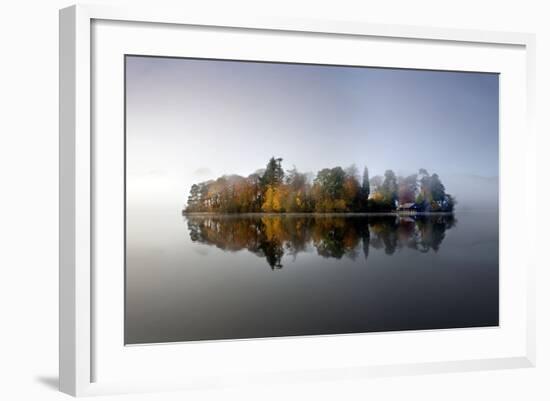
60,4 -> 536,396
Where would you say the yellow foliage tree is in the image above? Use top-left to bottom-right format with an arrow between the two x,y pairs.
333,199 -> 347,212
371,191 -> 384,202
343,176 -> 359,206
262,185 -> 284,212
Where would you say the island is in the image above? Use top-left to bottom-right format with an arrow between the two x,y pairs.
183,157 -> 456,215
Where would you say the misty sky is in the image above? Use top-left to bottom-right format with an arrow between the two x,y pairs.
125,55 -> 499,211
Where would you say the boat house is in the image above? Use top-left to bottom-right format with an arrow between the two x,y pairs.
397,202 -> 419,213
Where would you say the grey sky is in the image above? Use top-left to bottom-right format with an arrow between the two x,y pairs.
126,55 -> 498,211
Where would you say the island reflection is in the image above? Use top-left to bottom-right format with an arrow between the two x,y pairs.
186,214 -> 457,269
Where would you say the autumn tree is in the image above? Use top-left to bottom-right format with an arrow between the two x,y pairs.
365,170 -> 397,212
343,165 -> 361,211
262,185 -> 285,212
312,167 -> 347,212
246,173 -> 263,212
284,167 -> 311,212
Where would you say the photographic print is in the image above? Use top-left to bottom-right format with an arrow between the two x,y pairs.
125,55 -> 499,345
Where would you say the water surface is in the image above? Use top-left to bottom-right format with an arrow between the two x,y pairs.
125,212 -> 498,344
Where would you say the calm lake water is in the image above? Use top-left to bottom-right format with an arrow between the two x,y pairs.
125,211 -> 499,344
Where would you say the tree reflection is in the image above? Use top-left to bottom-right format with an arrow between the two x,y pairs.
186,214 -> 456,269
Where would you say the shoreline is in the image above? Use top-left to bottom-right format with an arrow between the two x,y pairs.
182,211 -> 456,217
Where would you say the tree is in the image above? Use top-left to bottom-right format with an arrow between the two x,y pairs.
415,170 -> 453,211
345,164 -> 359,179
398,174 -> 417,204
418,168 -> 432,206
314,168 -> 345,198
361,166 -> 370,204
369,175 -> 383,194
381,169 -> 398,206
312,167 -> 347,212
261,157 -> 284,188
246,173 -> 263,212
286,167 -> 307,190
262,185 -> 284,212
284,167 -> 311,212
186,184 -> 201,212
429,173 -> 446,202
343,165 -> 361,211
418,168 -> 429,181
441,194 -> 456,212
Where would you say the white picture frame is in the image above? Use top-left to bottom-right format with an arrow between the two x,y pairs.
59,4 -> 536,397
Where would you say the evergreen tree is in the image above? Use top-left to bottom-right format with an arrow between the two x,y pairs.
360,166 -> 370,210
261,157 -> 284,188
362,166 -> 370,199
